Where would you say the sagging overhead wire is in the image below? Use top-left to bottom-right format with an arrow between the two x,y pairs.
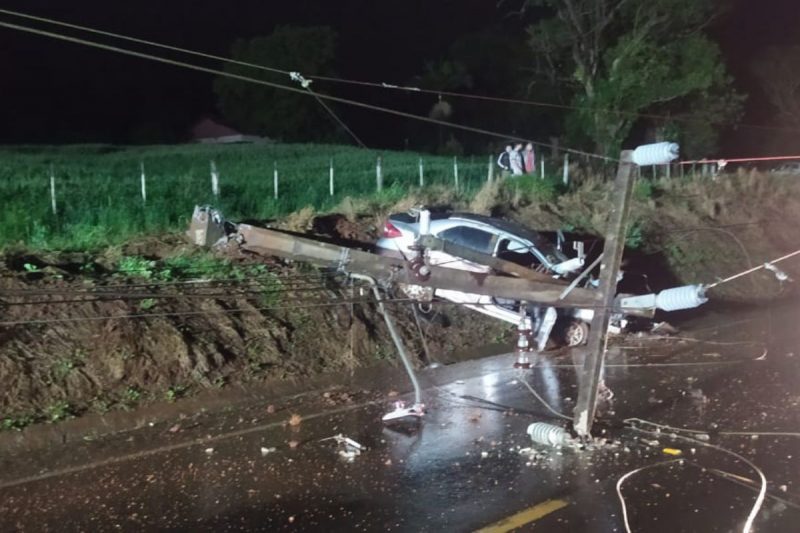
706,248 -> 800,289
289,72 -> 367,148
686,462 -> 800,511
1,7 -> 797,136
0,18 -> 613,162
0,296 -> 414,327
625,417 -> 800,439
0,269 -> 345,287
0,286 -> 334,307
516,371 -> 571,420
0,277 -> 335,297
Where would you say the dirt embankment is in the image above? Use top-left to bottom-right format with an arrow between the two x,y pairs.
2,170 -> 798,429
0,236 -> 507,428
479,171 -> 800,301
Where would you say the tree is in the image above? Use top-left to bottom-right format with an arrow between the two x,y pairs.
524,0 -> 742,155
751,46 -> 800,128
213,26 -> 338,141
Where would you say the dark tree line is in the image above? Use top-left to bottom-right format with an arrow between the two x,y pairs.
214,2 -> 746,158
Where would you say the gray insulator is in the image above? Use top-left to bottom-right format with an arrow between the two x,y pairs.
632,142 -> 680,166
527,422 -> 569,447
655,284 -> 708,312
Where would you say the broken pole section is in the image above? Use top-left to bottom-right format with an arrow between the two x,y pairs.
487,154 -> 493,183
573,150 -> 635,438
418,158 -> 424,188
453,156 -> 459,190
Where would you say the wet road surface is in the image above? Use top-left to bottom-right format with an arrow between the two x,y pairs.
1,299 -> 799,532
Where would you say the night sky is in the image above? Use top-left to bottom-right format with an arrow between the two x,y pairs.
0,0 -> 798,154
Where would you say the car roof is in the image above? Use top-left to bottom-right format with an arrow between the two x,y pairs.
388,211 -> 567,262
447,212 -> 551,249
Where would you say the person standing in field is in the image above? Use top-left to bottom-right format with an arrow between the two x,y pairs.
510,143 -> 524,176
523,142 -> 536,174
497,145 -> 512,178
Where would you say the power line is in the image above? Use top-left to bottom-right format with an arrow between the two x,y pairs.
295,80 -> 367,148
0,7 -> 795,136
310,78 -> 800,135
0,6 -> 368,148
0,7 -> 289,76
0,296 -> 414,326
0,270 -> 344,288
0,285 -> 333,307
0,18 -> 613,161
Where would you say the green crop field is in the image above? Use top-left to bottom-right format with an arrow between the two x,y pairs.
0,143 -> 504,250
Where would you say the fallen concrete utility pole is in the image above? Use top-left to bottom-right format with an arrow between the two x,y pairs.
233,223 -> 602,309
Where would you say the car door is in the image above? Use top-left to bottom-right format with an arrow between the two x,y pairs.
430,224 -> 497,272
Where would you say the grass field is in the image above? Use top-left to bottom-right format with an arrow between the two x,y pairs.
0,143 -> 512,250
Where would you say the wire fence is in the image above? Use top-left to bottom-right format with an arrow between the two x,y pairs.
6,142 -> 776,250
1,144 -> 589,249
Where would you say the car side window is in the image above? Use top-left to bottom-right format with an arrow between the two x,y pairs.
439,226 -> 495,254
496,238 -> 542,268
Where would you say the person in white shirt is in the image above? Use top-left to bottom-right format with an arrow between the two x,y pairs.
510,143 -> 524,176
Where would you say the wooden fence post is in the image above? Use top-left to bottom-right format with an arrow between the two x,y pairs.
418,158 -> 424,188
453,156 -> 459,190
210,160 -> 220,198
273,162 -> 279,200
329,158 -> 335,197
140,161 -> 147,204
49,164 -> 57,215
376,156 -> 383,192
562,153 -> 570,186
487,154 -> 493,183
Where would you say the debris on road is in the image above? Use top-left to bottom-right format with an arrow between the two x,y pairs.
651,321 -> 679,335
320,434 -> 365,462
260,446 -> 277,456
764,262 -> 791,283
382,401 -> 425,422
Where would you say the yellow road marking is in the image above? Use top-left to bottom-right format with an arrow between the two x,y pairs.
475,498 -> 569,533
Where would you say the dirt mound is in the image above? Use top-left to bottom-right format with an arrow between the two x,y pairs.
489,172 -> 800,301
0,244 -> 506,428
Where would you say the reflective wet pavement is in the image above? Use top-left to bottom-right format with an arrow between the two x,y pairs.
1,300 -> 799,532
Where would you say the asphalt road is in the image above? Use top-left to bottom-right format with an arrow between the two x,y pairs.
1,299 -> 799,532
